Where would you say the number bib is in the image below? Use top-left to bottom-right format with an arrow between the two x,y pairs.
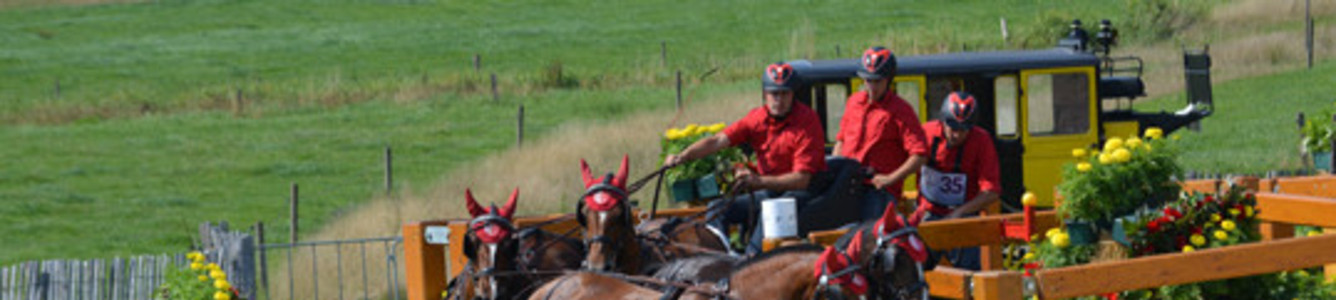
919,166 -> 967,206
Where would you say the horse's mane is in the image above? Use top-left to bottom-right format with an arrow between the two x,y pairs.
730,244 -> 825,273
832,221 -> 877,250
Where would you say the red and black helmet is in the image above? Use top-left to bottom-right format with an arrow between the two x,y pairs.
857,46 -> 896,80
939,92 -> 977,130
763,62 -> 798,92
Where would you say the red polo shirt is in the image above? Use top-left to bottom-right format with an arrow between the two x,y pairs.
836,90 -> 929,194
722,102 -> 826,177
915,120 -> 1002,216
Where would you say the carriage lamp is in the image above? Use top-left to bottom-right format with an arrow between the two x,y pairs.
1095,19 -> 1119,56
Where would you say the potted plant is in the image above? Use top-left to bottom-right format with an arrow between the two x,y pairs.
660,123 -> 746,203
1057,128 -> 1182,237
1301,107 -> 1335,172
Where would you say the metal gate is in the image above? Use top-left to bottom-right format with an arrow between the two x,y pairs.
256,236 -> 403,300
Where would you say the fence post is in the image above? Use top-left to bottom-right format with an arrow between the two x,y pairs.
517,105 -> 525,148
1307,0 -> 1314,69
290,183 -> 299,244
234,88 -> 244,117
490,74 -> 499,102
473,54 -> 481,72
255,222 -> 270,300
675,71 -> 683,110
1000,17 -> 1010,47
385,146 -> 393,196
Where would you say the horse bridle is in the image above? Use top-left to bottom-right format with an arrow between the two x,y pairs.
868,225 -> 929,300
464,214 -> 518,300
576,176 -> 634,270
814,251 -> 866,300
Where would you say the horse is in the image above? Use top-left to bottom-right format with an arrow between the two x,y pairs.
575,155 -> 729,274
446,188 -> 584,300
830,204 -> 932,300
533,244 -> 872,300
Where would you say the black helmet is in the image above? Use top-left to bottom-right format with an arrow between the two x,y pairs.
938,92 -> 977,130
763,62 -> 798,92
857,46 -> 896,80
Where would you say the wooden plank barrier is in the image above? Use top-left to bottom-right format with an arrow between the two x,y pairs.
807,210 -> 1060,251
1033,232 -> 1336,299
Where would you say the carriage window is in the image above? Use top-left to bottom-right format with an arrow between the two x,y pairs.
824,84 -> 851,141
1026,72 -> 1090,135
895,80 -> 921,116
925,77 -> 964,122
995,76 -> 1019,136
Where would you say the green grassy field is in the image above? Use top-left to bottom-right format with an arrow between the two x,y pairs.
1136,61 -> 1336,174
0,0 -> 1137,123
0,0 -> 1150,264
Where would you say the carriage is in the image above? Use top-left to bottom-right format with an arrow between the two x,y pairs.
399,21 -> 1231,300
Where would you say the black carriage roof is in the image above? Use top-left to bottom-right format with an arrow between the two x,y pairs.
787,48 -> 1101,84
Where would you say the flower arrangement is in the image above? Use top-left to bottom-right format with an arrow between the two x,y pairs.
1057,127 -> 1183,223
155,251 -> 239,300
660,123 -> 747,201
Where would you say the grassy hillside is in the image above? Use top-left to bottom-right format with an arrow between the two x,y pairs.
1136,60 -> 1336,173
0,0 -> 1150,264
0,0 -> 1135,123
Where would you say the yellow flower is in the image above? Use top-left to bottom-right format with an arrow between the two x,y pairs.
443,290 -> 450,299
188,252 -> 204,262
664,128 -> 681,140
214,279 -> 231,290
1145,127 -> 1164,140
207,263 -> 220,271
1190,234 -> 1206,246
1214,230 -> 1228,240
1022,252 -> 1036,261
1112,148 -> 1132,163
1297,270 -> 1310,277
708,123 -> 726,133
1072,148 -> 1088,158
1104,138 -> 1124,152
1021,192 -> 1037,206
1229,208 -> 1240,216
1052,233 -> 1070,248
1245,206 -> 1254,217
1046,228 -> 1062,239
1222,220 -> 1237,231
684,124 -> 700,136
1182,245 -> 1195,253
214,291 -> 231,300
1098,153 -> 1114,165
1125,137 -> 1143,149
190,262 -> 203,270
210,270 -> 226,280
1210,214 -> 1221,222
198,275 -> 209,282
1308,230 -> 1322,237
1076,162 -> 1092,172
1172,133 -> 1182,141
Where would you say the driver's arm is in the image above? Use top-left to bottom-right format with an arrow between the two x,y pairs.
945,190 -> 999,218
871,155 -> 925,190
665,134 -> 731,167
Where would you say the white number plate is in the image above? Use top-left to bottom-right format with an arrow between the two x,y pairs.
424,226 -> 452,245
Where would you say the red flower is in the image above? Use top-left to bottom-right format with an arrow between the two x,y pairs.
1164,207 -> 1183,219
1191,227 -> 1203,235
1204,195 -> 1215,204
1147,220 -> 1162,232
1104,292 -> 1120,300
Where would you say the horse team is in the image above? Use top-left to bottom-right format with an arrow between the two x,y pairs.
448,155 -> 932,300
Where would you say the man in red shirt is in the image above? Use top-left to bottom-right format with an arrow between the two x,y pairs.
834,46 -> 929,220
911,91 -> 1002,270
664,62 -> 827,253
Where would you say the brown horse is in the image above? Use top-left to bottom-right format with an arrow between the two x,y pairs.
447,188 -> 583,300
831,204 -> 931,300
576,155 -> 732,274
533,244 -> 871,300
